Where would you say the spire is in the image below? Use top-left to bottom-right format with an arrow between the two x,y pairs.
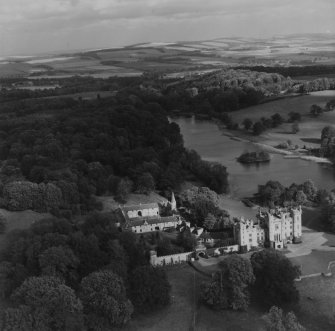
170,191 -> 177,211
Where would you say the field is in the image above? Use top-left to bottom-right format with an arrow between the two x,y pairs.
121,264 -> 335,331
121,265 -> 265,331
296,276 -> 335,330
0,209 -> 51,250
2,34 -> 334,79
228,90 -> 335,149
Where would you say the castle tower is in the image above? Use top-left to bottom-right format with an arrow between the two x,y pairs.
292,206 -> 302,243
170,192 -> 177,211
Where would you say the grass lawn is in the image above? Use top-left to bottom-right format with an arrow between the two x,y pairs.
122,263 -> 335,331
122,264 -> 265,331
123,263 -> 335,331
290,250 -> 335,275
226,90 -> 335,150
302,207 -> 323,231
232,91 -> 335,125
0,209 -> 51,250
295,276 -> 335,330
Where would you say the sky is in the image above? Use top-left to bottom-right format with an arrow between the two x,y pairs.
0,0 -> 334,56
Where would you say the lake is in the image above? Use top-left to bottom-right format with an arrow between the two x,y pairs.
173,116 -> 335,198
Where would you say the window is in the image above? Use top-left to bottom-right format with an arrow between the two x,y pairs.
138,211 -> 142,217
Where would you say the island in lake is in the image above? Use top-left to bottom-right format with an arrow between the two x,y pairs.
237,151 -> 270,164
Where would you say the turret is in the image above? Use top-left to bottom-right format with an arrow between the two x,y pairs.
291,206 -> 302,243
170,191 -> 177,211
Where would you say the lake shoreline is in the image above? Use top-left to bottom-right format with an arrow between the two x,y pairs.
173,113 -> 335,200
217,124 -> 332,165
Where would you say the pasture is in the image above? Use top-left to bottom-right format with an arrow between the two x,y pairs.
122,263 -> 335,331
0,209 -> 51,250
230,90 -> 335,149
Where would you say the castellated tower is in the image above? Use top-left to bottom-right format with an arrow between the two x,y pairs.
233,217 -> 265,253
257,206 -> 302,249
291,206 -> 302,243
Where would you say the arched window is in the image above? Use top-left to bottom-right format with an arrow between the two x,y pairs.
138,211 -> 142,217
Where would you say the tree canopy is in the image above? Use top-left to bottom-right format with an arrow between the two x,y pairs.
79,270 -> 133,329
251,250 -> 300,306
201,254 -> 255,311
263,306 -> 305,331
129,265 -> 171,312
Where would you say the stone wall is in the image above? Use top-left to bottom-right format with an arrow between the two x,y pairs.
150,251 -> 192,266
217,244 -> 239,254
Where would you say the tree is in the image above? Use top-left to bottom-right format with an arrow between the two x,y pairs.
243,118 -> 253,131
310,104 -> 323,117
204,213 -> 217,229
291,122 -> 299,134
136,172 -> 155,195
321,125 -> 335,140
0,213 -> 7,234
251,250 -> 300,306
258,181 -> 285,207
302,180 -> 317,201
271,113 -> 284,127
201,254 -> 255,311
0,261 -> 29,299
295,190 -> 307,205
176,228 -> 197,251
253,121 -> 266,135
192,198 -> 219,226
325,99 -> 335,111
116,178 -> 133,203
1,306 -> 34,331
70,232 -> 109,278
118,231 -> 149,270
263,306 -> 305,331
129,265 -> 170,312
79,270 -> 133,329
38,246 -> 79,286
288,112 -> 301,122
156,237 -> 182,256
9,276 -> 84,331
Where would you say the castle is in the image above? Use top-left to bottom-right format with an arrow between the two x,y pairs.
234,206 -> 302,252
114,191 -> 302,256
233,217 -> 265,252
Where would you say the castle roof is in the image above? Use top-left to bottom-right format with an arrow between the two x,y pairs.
127,215 -> 179,227
121,203 -> 159,212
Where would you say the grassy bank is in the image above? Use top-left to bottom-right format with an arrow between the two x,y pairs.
219,90 -> 335,157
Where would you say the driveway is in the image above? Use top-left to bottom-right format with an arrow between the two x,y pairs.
285,227 -> 335,258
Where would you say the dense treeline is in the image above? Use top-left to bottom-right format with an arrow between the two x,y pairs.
0,76 -> 143,102
237,65 -> 335,78
0,95 -> 228,216
0,214 -> 171,330
201,250 -> 300,311
257,180 -> 319,208
256,179 -> 335,233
